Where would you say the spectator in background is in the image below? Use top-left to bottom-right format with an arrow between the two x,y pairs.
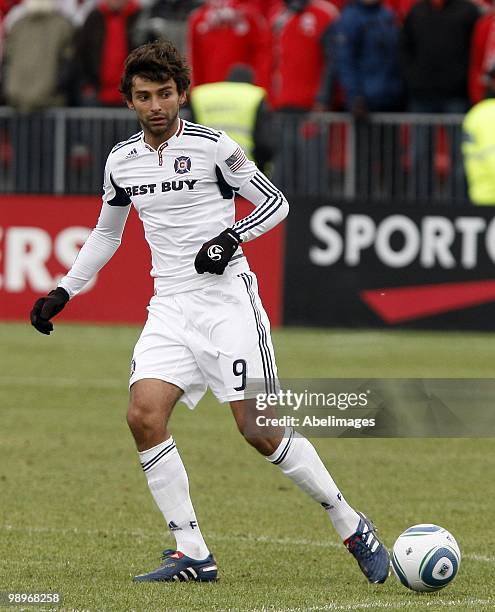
463,65 -> 495,205
187,0 -> 271,89
3,0 -> 74,111
2,0 -> 74,191
469,9 -> 495,105
189,64 -> 275,172
74,0 -> 147,106
268,0 -> 339,195
136,0 -> 201,56
333,0 -> 403,117
269,0 -> 339,112
331,0 -> 403,198
401,0 -> 479,199
401,0 -> 479,114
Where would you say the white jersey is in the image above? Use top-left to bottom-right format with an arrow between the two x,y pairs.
59,118 -> 289,297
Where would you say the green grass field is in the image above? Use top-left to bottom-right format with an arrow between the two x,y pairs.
1,322 -> 494,612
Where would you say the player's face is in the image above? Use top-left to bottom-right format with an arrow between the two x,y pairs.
127,77 -> 187,146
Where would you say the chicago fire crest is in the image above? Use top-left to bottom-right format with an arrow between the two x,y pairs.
174,156 -> 191,174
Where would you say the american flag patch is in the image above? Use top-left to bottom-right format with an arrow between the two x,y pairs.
225,146 -> 247,172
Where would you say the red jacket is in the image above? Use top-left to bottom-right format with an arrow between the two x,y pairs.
98,0 -> 139,105
238,0 -> 282,20
187,0 -> 271,89
270,0 -> 339,110
245,0 -> 346,18
469,13 -> 495,105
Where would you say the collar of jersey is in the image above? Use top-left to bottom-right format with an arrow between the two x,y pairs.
141,117 -> 184,152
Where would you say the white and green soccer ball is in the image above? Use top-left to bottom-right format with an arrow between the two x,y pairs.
391,524 -> 461,592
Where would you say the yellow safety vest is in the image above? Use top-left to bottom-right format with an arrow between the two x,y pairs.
462,99 -> 495,206
190,82 -> 267,160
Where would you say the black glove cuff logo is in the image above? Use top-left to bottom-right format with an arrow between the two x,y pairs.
207,245 -> 224,261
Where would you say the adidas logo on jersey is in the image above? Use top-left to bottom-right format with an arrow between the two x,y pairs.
125,148 -> 139,159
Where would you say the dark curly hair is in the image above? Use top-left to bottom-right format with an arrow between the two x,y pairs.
120,41 -> 191,101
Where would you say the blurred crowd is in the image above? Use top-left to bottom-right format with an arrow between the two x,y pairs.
0,0 -> 492,115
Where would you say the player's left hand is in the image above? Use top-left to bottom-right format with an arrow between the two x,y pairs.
194,228 -> 241,275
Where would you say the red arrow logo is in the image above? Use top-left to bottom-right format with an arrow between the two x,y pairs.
361,279 -> 495,323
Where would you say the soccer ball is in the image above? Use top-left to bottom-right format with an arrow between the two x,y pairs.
391,524 -> 461,592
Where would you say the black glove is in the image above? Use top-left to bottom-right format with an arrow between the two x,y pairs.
30,287 -> 70,335
194,228 -> 241,275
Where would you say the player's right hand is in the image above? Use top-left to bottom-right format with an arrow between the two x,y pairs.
30,287 -> 70,335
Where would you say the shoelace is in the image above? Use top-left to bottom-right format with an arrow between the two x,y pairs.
347,533 -> 374,561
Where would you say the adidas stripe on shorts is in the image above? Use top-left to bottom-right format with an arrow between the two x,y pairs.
129,264 -> 278,408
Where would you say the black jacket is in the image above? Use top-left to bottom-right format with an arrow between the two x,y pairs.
401,0 -> 479,100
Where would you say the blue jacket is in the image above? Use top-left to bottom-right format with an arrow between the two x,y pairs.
333,2 -> 403,111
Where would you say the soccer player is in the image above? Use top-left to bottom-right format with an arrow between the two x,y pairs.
30,41 -> 389,583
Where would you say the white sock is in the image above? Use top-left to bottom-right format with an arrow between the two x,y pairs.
267,428 -> 360,541
139,437 -> 210,560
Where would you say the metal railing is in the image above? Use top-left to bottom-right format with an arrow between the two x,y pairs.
0,107 -> 469,204
0,107 -> 141,194
275,112 -> 468,204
